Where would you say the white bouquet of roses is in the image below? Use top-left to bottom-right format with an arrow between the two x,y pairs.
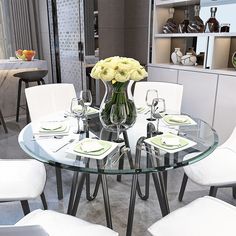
91,56 -> 148,83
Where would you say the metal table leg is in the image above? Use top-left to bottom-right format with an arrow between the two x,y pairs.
101,174 -> 113,229
126,174 -> 138,236
67,171 -> 79,214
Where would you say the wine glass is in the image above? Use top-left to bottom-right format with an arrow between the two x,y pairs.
151,98 -> 166,135
70,98 -> 85,133
110,104 -> 127,143
80,90 -> 92,116
145,89 -> 158,121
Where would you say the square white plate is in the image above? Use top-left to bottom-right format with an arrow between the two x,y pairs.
66,138 -> 118,160
144,133 -> 197,154
162,114 -> 197,126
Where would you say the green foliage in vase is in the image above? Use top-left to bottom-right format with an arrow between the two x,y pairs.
100,82 -> 136,130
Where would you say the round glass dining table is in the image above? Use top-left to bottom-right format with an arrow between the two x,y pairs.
18,111 -> 218,236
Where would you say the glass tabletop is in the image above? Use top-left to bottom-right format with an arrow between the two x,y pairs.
18,112 -> 218,175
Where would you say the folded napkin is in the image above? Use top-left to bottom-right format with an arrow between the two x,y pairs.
39,121 -> 68,133
151,134 -> 188,150
73,139 -> 112,156
163,115 -> 191,125
161,136 -> 180,146
136,106 -> 149,114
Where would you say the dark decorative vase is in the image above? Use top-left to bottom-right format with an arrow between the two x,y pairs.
204,7 -> 219,33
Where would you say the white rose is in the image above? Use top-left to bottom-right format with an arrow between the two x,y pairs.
100,68 -> 115,81
129,67 -> 148,81
115,69 -> 129,82
91,65 -> 103,79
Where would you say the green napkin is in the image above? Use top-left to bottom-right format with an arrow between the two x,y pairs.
73,140 -> 112,156
151,134 -> 188,150
163,115 -> 191,125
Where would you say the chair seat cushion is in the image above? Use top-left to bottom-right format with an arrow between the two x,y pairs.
0,159 -> 46,201
148,196 -> 236,236
16,209 -> 118,236
183,148 -> 236,186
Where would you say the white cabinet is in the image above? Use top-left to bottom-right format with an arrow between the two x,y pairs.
213,74 -> 236,143
148,66 -> 178,83
178,70 -> 218,125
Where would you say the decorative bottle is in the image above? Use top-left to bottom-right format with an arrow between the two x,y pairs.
178,9 -> 189,33
204,7 -> 219,33
188,5 -> 204,33
171,48 -> 183,65
162,8 -> 178,33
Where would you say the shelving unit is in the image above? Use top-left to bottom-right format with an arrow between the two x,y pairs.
148,0 -> 236,143
150,0 -> 236,71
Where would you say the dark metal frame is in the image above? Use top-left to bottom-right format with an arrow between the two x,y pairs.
178,173 -> 236,201
65,125 -> 171,235
0,109 -> 8,133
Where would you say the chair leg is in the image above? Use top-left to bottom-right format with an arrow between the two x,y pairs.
55,167 -> 63,200
209,186 -> 218,197
20,200 -> 30,215
16,79 -> 22,122
233,187 -> 236,199
24,82 -> 31,124
41,79 -> 45,84
40,192 -> 48,210
178,173 -> 188,201
0,109 -> 8,133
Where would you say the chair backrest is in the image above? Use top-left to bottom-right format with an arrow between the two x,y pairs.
0,225 -> 48,236
133,81 -> 183,114
25,83 -> 77,121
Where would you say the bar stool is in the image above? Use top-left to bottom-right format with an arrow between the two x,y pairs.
0,108 -> 8,133
13,70 -> 48,123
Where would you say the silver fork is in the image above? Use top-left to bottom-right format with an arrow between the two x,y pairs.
53,139 -> 75,152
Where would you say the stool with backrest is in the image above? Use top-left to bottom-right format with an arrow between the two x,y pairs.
13,70 -> 48,123
0,108 -> 8,133
178,126 -> 236,202
25,83 -> 77,200
0,159 -> 47,215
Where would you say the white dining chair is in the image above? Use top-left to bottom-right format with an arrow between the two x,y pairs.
3,209 -> 118,236
148,196 -> 236,236
25,83 -> 77,200
123,81 -> 183,187
178,126 -> 236,201
0,159 -> 47,215
25,83 -> 77,121
133,81 -> 183,114
127,81 -> 184,151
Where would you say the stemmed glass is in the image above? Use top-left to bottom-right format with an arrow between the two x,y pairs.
80,90 -> 92,116
145,89 -> 158,121
110,104 -> 127,143
70,98 -> 85,134
151,98 -> 166,135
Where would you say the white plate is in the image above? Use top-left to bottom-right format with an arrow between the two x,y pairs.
66,138 -> 118,160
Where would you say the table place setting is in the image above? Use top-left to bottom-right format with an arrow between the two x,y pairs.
31,120 -> 70,137
144,132 -> 197,153
162,114 -> 197,126
66,138 -> 118,160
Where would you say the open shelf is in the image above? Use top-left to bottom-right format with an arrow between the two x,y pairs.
156,0 -> 199,7
155,33 -> 236,38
